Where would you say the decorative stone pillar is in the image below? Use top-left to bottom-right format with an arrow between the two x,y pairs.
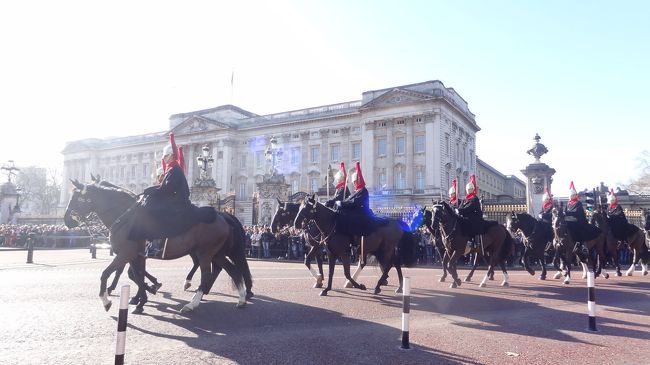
405,119 -> 414,189
386,121 -> 394,190
361,121 -> 375,190
256,174 -> 290,226
521,134 -> 556,215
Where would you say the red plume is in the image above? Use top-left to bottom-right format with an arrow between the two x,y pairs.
178,146 -> 187,175
169,132 -> 179,157
354,161 -> 365,190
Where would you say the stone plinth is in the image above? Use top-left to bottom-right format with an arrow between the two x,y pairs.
256,173 -> 290,226
521,163 -> 555,216
191,178 -> 221,207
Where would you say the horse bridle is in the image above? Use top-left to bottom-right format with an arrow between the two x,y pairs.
431,204 -> 457,242
301,199 -> 337,245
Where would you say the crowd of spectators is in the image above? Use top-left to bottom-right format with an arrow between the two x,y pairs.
0,222 -> 107,248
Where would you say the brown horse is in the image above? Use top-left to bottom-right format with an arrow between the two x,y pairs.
294,195 -> 417,296
64,179 -> 250,314
506,212 -> 555,280
428,202 -> 513,289
271,200 -> 326,288
551,207 -> 608,284
591,207 -> 648,276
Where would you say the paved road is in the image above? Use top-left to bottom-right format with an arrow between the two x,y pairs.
1,249 -> 649,365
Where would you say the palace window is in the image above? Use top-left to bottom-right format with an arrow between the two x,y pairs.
396,136 -> 405,155
352,142 -> 361,160
415,169 -> 425,190
377,138 -> 386,156
240,154 -> 247,169
255,151 -> 264,169
395,168 -> 406,189
238,181 -> 247,197
310,146 -> 320,163
330,144 -> 340,162
378,169 -> 387,190
291,148 -> 300,165
415,135 -> 425,153
310,177 -> 319,193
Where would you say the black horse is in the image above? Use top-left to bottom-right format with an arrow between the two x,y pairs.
64,179 -> 251,314
294,195 -> 417,296
506,212 -> 555,280
413,207 -> 454,283
428,201 -> 513,289
271,200 -> 326,288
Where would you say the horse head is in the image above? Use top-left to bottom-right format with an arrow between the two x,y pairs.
294,194 -> 317,229
64,179 -> 95,228
271,200 -> 298,233
506,211 -> 519,233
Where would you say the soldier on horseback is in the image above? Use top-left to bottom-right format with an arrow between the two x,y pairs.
606,189 -> 637,243
564,181 -> 600,244
325,162 -> 350,209
538,187 -> 553,224
334,161 -> 375,237
457,175 -> 491,249
448,179 -> 458,208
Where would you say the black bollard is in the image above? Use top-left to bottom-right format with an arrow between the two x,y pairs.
91,244 -> 97,259
26,238 -> 34,264
109,246 -> 114,256
401,277 -> 411,349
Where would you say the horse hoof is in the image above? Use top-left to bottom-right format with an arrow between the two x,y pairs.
643,271 -> 649,276
604,273 -> 610,279
236,302 -> 246,309
154,282 -> 163,292
359,284 -> 367,291
464,277 -> 471,282
553,272 -> 562,280
246,291 -> 254,300
616,271 -> 622,277
343,282 -> 354,289
439,277 -> 446,283
539,275 -> 546,281
527,270 -> 535,276
128,297 -> 139,306
103,301 -> 112,312
380,279 -> 389,286
313,282 -> 323,289
319,290 -> 328,296
563,280 -> 570,285
184,282 -> 192,290
488,276 -> 495,281
132,306 -> 144,315
455,278 -> 462,286
626,272 -> 633,277
479,283 -> 487,288
107,289 -> 114,296
180,305 -> 193,313
501,282 -> 509,287
373,288 -> 381,295
395,287 -> 403,294
450,282 -> 457,289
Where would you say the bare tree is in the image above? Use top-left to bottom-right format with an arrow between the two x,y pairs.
623,151 -> 650,195
16,166 -> 61,215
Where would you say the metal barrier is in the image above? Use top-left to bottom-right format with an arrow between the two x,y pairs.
483,204 -> 528,225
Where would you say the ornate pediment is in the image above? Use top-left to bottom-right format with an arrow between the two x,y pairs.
361,88 -> 431,109
172,116 -> 231,135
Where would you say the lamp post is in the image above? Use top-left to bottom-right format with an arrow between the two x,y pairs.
264,136 -> 283,177
196,145 -> 214,181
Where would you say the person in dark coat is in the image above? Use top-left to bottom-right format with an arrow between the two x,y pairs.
457,175 -> 484,237
564,181 -> 600,243
538,187 -> 554,225
325,162 -> 350,209
131,132 -> 194,240
335,161 -> 374,236
606,189 -> 636,241
448,179 -> 458,208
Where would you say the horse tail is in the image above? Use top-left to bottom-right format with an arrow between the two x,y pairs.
639,230 -> 649,262
220,212 -> 253,292
398,230 -> 418,268
498,228 -> 515,264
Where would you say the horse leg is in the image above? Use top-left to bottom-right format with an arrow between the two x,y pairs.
304,245 -> 324,288
499,261 -> 510,287
128,257 -> 149,314
144,269 -> 162,292
439,250 -> 449,282
211,255 -> 246,307
552,249 -> 563,279
394,264 -> 404,294
345,251 -> 366,289
465,251 -> 479,282
373,265 -> 391,295
341,254 -> 366,291
539,253 -> 547,280
613,244 -> 622,276
181,258 -> 213,313
447,250 -> 463,288
184,251 -> 199,290
563,253 -> 572,284
107,264 -> 125,296
626,246 -> 638,276
320,252 -> 336,296
522,247 -> 535,276
99,256 -> 128,311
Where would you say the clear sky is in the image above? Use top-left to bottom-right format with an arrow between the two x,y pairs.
1,0 -> 648,195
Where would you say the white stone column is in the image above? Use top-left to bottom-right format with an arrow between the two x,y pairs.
361,121 -> 375,190
186,144 -> 195,183
406,119 -> 414,189
220,140 -> 232,192
386,121 -> 394,190
425,117 -> 436,189
432,113 -> 442,190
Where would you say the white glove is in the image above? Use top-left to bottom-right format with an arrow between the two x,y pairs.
335,200 -> 342,208
454,208 -> 459,215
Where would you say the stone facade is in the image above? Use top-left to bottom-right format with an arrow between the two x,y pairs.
476,158 -> 526,202
61,80 -> 480,225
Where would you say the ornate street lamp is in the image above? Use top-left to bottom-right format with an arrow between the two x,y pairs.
264,136 -> 283,177
196,145 -> 214,181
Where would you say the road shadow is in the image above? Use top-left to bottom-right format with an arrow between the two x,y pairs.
124,293 -> 478,365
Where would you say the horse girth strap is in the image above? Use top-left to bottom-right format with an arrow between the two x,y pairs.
108,201 -> 140,233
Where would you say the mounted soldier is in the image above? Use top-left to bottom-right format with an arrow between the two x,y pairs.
334,161 -> 375,237
325,162 -> 350,209
538,187 -> 553,224
606,189 -> 636,242
564,181 -> 600,244
448,179 -> 458,208
457,175 -> 496,248
130,132 -> 214,242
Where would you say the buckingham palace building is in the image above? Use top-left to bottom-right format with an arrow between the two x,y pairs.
62,80 -> 483,225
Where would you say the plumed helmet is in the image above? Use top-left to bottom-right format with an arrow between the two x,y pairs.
156,167 -> 164,176
334,162 -> 346,188
353,161 -> 365,190
162,132 -> 178,158
448,179 -> 457,197
607,188 -> 617,206
465,175 -> 477,194
542,187 -> 552,202
569,181 -> 578,199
